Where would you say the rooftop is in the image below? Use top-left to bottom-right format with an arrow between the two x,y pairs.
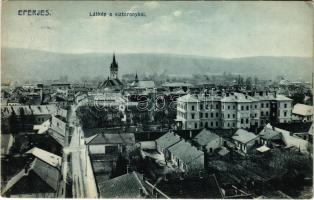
86,133 -> 135,145
168,140 -> 204,165
155,131 -> 181,149
98,171 -> 149,198
193,128 -> 220,147
232,129 -> 258,144
292,103 -> 314,116
177,94 -> 199,103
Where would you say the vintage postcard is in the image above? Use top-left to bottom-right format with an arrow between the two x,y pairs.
1,0 -> 313,199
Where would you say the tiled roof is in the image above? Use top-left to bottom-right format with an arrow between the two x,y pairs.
99,78 -> 123,89
258,125 -> 281,140
221,93 -> 256,103
155,131 -> 181,149
280,131 -> 309,153
193,129 -> 220,147
86,133 -> 135,145
31,158 -> 60,190
2,158 -> 60,194
177,94 -> 199,103
98,171 -> 149,198
292,103 -> 313,116
131,81 -> 155,88
156,174 -> 223,199
275,94 -> 292,101
232,129 -> 258,144
1,105 -> 57,117
168,140 -> 204,164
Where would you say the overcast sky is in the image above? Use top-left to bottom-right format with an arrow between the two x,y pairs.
2,1 -> 313,58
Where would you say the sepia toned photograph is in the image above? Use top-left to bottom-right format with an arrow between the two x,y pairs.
1,1 -> 313,199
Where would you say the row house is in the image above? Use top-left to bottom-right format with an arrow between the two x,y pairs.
176,91 -> 292,130
155,131 -> 204,176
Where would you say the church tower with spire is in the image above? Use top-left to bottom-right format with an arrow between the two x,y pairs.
99,53 -> 123,90
110,54 -> 118,79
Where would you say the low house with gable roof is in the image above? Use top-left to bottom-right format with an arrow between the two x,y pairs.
232,129 -> 259,154
292,103 -> 313,122
192,128 -> 225,153
258,124 -> 283,148
155,131 -> 204,176
2,158 -> 60,198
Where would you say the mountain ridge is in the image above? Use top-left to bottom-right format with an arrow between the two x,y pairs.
2,47 -> 313,82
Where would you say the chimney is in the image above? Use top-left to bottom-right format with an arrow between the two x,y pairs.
274,91 -> 277,98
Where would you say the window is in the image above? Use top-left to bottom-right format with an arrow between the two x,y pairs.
211,122 -> 213,126
200,122 -> 203,127
255,113 -> 257,117
205,122 -> 208,128
228,105 -> 230,110
284,103 -> 287,108
227,114 -> 230,118
200,113 -> 203,118
227,123 -> 230,127
211,113 -> 213,118
261,111 -> 264,116
216,121 -> 219,126
246,119 -> 249,124
216,113 -> 219,117
233,123 -> 235,127
255,105 -> 257,109
216,104 -> 219,109
195,123 -> 197,129
200,104 -> 203,110
266,103 -> 269,108
233,114 -> 236,118
241,106 -> 244,110
266,111 -> 268,116
241,119 -> 244,124
261,103 -> 264,108
191,114 -> 195,119
284,111 -> 287,117
246,106 -> 249,110
192,105 -> 195,111
233,106 -> 236,109
205,113 -> 208,118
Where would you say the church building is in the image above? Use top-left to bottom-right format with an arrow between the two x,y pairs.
99,54 -> 124,91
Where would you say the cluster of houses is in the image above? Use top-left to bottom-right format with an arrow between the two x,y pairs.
1,54 -> 313,198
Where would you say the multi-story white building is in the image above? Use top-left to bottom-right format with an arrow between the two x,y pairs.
176,92 -> 292,130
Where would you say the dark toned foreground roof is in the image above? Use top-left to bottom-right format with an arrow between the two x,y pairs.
98,171 -> 149,198
2,158 -> 60,196
156,174 -> 223,199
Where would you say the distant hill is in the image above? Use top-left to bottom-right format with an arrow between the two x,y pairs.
2,48 -> 313,82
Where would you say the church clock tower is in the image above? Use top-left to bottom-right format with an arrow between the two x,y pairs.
110,54 -> 118,79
